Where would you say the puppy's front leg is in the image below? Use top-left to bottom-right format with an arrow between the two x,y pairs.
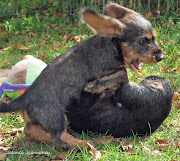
84,68 -> 128,94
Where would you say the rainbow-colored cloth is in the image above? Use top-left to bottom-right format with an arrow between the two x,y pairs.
0,55 -> 47,101
0,81 -> 30,101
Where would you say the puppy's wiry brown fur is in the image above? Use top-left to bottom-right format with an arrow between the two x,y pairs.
0,3 -> 164,150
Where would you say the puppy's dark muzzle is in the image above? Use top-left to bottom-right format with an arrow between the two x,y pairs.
155,54 -> 164,62
155,49 -> 164,62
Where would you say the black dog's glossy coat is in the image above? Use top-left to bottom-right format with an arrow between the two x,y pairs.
67,76 -> 173,137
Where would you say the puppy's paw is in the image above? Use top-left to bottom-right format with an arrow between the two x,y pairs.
84,80 -> 103,94
84,80 -> 119,94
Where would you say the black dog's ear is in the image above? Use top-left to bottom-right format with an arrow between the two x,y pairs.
105,2 -> 138,19
80,8 -> 126,37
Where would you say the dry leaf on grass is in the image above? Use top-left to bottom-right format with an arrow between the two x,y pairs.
41,54 -> 48,62
87,142 -> 102,160
145,12 -> 153,19
51,40 -> 61,51
177,103 -> 180,110
51,152 -> 69,160
0,30 -> 6,38
1,46 -> 11,51
155,140 -> 169,151
141,144 -> 151,152
92,136 -> 114,144
176,140 -> 180,148
121,141 -> 134,152
151,150 -> 160,155
18,46 -> 30,51
64,34 -> 75,43
74,36 -> 82,43
173,92 -> 180,101
0,147 -> 10,160
170,120 -> 179,125
177,86 -> 180,93
162,66 -> 170,73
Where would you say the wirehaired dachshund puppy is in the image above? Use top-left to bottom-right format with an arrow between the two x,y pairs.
0,3 -> 165,149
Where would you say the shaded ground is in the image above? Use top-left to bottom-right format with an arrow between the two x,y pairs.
0,69 -> 10,82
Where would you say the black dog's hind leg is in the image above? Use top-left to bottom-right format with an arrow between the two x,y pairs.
84,68 -> 128,94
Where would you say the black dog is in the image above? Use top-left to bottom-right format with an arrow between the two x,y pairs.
0,3 -> 164,149
67,76 -> 173,137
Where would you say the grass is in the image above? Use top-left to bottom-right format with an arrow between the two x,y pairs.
0,9 -> 180,161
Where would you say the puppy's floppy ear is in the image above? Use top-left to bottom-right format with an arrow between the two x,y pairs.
80,8 -> 126,37
105,2 -> 138,19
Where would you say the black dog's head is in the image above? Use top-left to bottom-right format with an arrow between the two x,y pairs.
140,76 -> 173,98
80,3 -> 164,71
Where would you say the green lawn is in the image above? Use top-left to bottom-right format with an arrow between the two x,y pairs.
0,11 -> 180,160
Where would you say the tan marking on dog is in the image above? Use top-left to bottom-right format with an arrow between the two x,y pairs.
145,33 -> 152,40
154,81 -> 165,92
121,43 -> 157,71
84,70 -> 128,94
152,28 -> 157,38
60,129 -> 93,149
24,123 -> 52,143
21,110 -> 32,123
81,8 -> 126,37
105,2 -> 137,19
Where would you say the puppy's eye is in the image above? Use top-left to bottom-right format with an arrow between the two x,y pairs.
140,37 -> 149,44
152,36 -> 155,41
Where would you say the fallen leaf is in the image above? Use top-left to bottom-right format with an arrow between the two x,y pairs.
178,86 -> 180,93
145,12 -> 154,19
176,140 -> 180,148
135,70 -> 146,76
24,36 -> 29,41
50,23 -> 58,28
173,92 -> 180,101
116,137 -> 126,143
50,11 -> 58,16
74,36 -> 82,43
41,54 -> 48,62
42,10 -> 48,14
170,120 -> 179,125
141,143 -> 151,152
87,142 -> 102,160
122,141 -> 134,152
64,34 -> 75,43
159,39 -> 166,46
56,152 -> 69,160
162,65 -> 170,73
151,149 -> 160,154
0,30 -> 6,37
33,4 -> 38,9
0,147 -> 8,160
48,0 -> 54,4
13,44 -> 29,51
51,40 -> 61,50
1,46 -> 11,51
164,19 -> 169,23
177,103 -> 180,110
155,140 -> 169,151
92,136 -> 114,144
0,24 -> 3,30
18,46 -> 29,51
39,40 -> 46,48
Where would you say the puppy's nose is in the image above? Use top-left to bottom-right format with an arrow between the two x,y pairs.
155,54 -> 164,62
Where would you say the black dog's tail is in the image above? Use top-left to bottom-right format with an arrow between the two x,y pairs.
0,94 -> 27,113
